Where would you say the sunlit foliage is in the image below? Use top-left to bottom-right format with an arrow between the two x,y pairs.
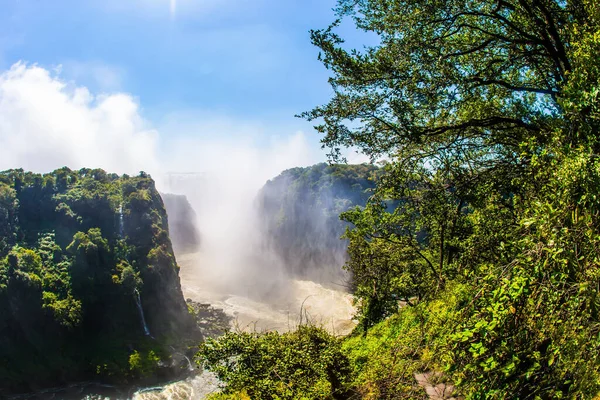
203,0 -> 600,397
0,168 -> 194,392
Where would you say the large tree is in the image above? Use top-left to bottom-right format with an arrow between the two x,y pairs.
193,1 -> 600,398
302,0 -> 600,397
303,0 -> 598,160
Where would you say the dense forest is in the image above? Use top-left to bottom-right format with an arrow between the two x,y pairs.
0,168 -> 197,394
256,163 -> 380,284
199,0 -> 600,398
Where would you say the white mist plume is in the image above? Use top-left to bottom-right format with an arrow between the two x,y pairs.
160,130 -> 320,301
0,62 -> 159,174
0,62 -> 326,303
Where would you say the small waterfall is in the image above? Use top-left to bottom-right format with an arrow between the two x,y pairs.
134,289 -> 151,337
183,355 -> 194,372
169,345 -> 195,372
118,204 -> 125,238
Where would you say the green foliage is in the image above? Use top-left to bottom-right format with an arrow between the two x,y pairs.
0,183 -> 17,255
0,168 -> 194,392
113,260 -> 142,290
128,350 -> 161,377
206,391 -> 251,400
449,151 -> 600,398
344,283 -> 469,399
341,162 -> 474,329
198,326 -> 353,399
290,0 -> 600,397
190,0 -> 600,397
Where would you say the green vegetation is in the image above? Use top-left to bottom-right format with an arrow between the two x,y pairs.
0,168 -> 196,393
199,0 -> 600,398
199,326 -> 353,399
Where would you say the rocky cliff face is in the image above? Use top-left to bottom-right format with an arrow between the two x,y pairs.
255,163 -> 379,284
0,168 -> 196,394
161,193 -> 201,254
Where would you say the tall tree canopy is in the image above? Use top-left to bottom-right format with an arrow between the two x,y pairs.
300,0 -> 600,397
303,0 -> 599,160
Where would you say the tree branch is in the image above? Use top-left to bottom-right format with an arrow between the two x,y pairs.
468,77 -> 558,95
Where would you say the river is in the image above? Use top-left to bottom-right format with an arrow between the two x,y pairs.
177,252 -> 356,335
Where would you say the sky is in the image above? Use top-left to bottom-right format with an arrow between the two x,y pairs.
0,0 -> 372,178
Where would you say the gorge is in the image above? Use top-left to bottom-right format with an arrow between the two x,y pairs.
0,163 -> 376,399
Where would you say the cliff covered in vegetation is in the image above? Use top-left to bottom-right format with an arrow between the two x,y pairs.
0,168 -> 196,394
256,163 -> 379,283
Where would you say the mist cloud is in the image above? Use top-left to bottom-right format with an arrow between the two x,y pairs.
0,62 -> 159,174
0,62 -> 321,178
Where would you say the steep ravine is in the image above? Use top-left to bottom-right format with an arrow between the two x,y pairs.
130,249 -> 357,400
2,165 -> 365,399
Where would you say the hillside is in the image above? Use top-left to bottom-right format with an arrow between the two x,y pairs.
0,168 -> 197,394
197,0 -> 600,398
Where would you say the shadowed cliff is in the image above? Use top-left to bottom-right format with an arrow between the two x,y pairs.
161,193 -> 201,255
255,163 -> 380,285
0,168 -> 197,394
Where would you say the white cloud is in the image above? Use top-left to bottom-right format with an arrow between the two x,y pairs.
60,61 -> 125,92
0,62 -> 323,183
0,62 -> 159,175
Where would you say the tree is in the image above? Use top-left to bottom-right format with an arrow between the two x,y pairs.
0,184 -> 17,256
0,168 -> 197,391
302,0 -> 595,160
341,163 -> 473,329
302,0 -> 600,397
199,326 -> 353,399
299,0 -> 587,321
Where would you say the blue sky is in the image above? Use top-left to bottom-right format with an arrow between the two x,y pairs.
0,0 -> 374,180
0,0 -> 362,134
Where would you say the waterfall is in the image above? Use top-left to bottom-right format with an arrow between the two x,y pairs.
118,204 -> 125,238
183,355 -> 194,371
169,345 -> 195,372
134,289 -> 151,336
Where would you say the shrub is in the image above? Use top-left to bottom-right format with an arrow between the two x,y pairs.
198,325 -> 353,399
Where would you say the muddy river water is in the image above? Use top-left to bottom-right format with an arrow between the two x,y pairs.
177,252 -> 356,335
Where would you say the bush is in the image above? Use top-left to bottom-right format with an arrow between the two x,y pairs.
198,325 -> 353,400
128,350 -> 161,378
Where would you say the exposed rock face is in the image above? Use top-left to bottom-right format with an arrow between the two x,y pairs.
255,163 -> 379,284
161,193 -> 201,254
0,168 -> 197,394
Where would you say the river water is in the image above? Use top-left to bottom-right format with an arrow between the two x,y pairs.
177,252 -> 356,336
